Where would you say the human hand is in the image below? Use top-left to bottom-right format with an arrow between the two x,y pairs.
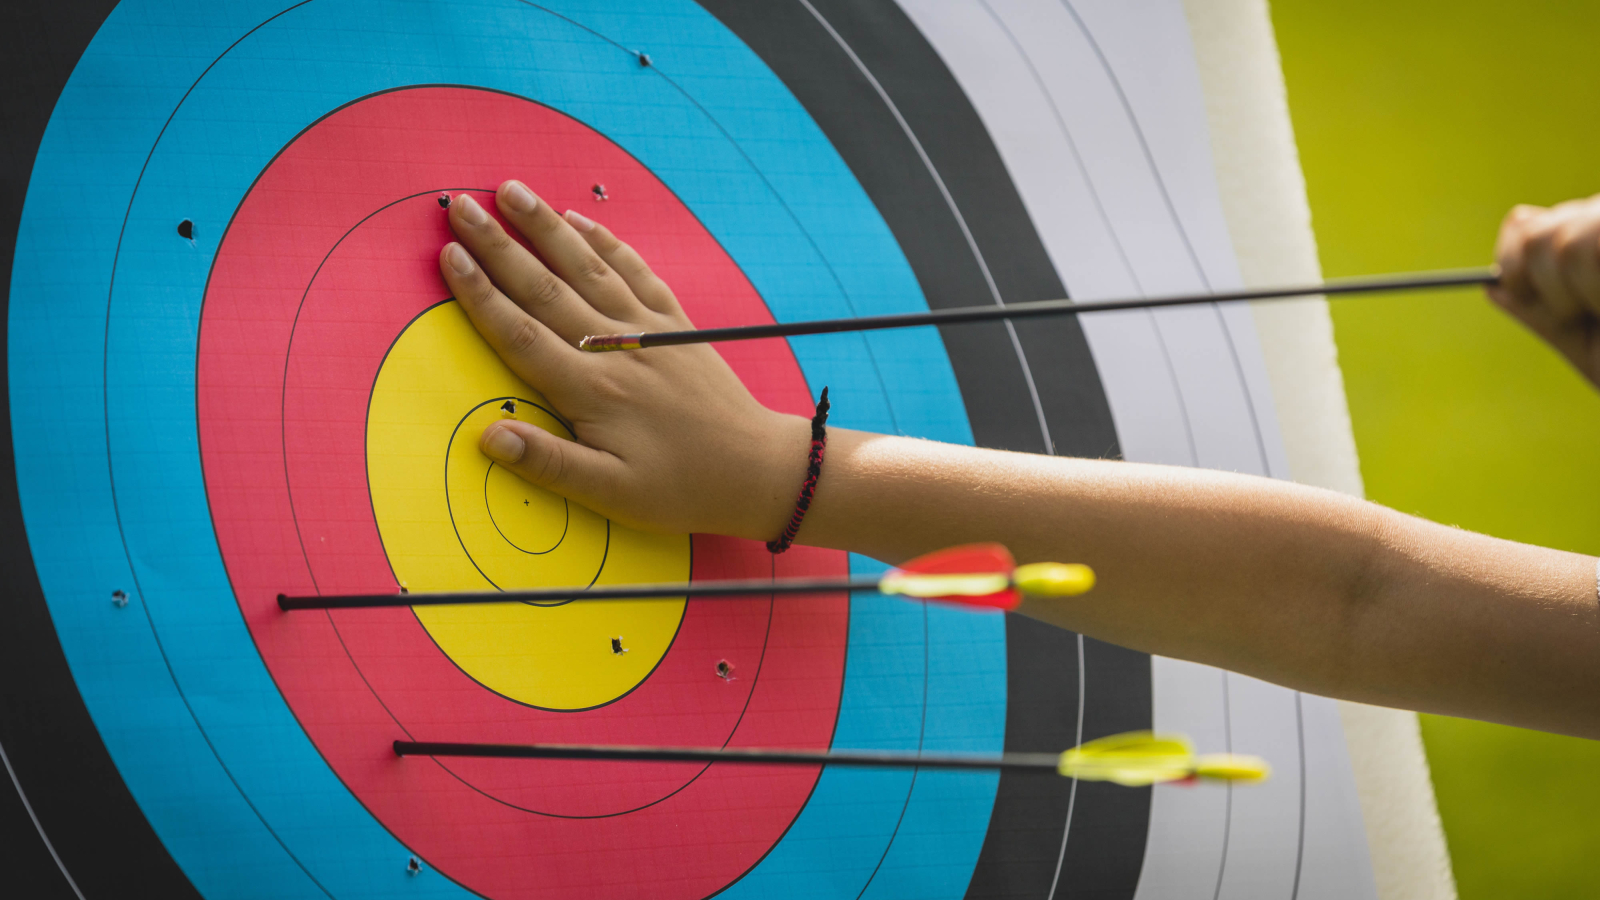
436,181 -> 811,540
1489,194 -> 1600,388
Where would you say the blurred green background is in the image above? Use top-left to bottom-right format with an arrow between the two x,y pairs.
1270,0 -> 1600,896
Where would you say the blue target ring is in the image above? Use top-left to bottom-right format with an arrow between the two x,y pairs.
8,1 -> 1005,898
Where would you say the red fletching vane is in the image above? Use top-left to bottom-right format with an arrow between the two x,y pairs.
885,543 -> 1021,611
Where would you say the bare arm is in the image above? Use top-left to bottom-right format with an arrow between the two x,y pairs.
437,181 -> 1600,739
805,432 -> 1599,737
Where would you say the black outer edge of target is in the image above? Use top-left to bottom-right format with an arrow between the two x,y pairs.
693,2 -> 1150,897
1058,638 -> 1157,895
0,1 -> 205,898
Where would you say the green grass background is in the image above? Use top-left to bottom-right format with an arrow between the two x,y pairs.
1269,0 -> 1600,895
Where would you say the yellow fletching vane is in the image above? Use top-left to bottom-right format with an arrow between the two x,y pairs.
1194,754 -> 1272,783
1012,562 -> 1095,596
877,571 -> 1011,598
1057,731 -> 1195,786
877,563 -> 1094,599
1054,731 -> 1269,786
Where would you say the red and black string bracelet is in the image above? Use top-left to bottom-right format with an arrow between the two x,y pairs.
767,387 -> 830,554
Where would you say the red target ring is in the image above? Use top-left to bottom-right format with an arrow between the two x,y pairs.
197,86 -> 848,899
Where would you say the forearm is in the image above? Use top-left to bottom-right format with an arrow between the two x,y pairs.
796,430 -> 1600,737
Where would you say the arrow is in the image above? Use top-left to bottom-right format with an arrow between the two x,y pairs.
277,543 -> 1092,612
393,730 -> 1270,787
578,267 -> 1497,351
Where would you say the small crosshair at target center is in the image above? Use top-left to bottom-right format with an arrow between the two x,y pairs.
485,464 -> 569,554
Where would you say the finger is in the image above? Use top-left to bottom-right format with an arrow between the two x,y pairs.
1555,201 -> 1600,320
1486,239 -> 1596,375
1488,201 -> 1600,388
494,181 -> 649,323
1492,205 -> 1539,298
439,242 -> 587,397
448,192 -> 613,343
565,210 -> 685,318
480,419 -> 627,511
1489,206 -> 1538,315
1522,205 -> 1590,324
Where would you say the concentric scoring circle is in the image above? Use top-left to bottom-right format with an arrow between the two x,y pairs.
368,300 -> 690,709
196,86 -> 849,898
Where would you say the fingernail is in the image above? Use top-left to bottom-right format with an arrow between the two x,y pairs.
502,181 -> 539,214
482,425 -> 526,463
564,209 -> 596,232
444,242 -> 475,275
454,193 -> 489,226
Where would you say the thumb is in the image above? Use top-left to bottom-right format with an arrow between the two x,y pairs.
480,419 -> 622,509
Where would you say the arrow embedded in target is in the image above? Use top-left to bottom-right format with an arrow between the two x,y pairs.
277,542 -> 1092,612
392,730 -> 1270,788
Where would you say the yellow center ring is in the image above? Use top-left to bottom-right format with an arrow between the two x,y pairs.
366,301 -> 691,710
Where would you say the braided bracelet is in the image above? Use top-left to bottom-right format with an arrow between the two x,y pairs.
767,387 -> 830,554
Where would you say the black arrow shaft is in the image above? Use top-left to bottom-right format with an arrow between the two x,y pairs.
279,574 -> 884,611
597,268 -> 1495,350
393,740 -> 1062,772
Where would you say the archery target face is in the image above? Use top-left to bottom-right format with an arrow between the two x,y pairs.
5,2 -> 1382,899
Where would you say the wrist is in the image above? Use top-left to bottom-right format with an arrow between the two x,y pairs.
764,389 -> 830,554
713,409 -> 813,542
